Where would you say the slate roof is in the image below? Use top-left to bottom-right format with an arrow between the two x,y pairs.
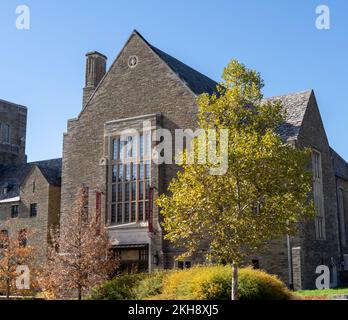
0,158 -> 62,201
330,148 -> 348,181
134,31 -> 218,96
263,90 -> 312,141
137,31 -> 312,140
150,45 -> 218,96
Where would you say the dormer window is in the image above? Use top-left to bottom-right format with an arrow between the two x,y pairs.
2,183 -> 11,195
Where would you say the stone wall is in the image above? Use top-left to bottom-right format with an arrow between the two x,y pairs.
296,92 -> 341,289
0,100 -> 27,165
0,167 -> 61,265
336,176 -> 348,262
61,32 -> 201,271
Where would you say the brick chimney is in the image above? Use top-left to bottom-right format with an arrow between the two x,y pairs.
83,51 -> 107,108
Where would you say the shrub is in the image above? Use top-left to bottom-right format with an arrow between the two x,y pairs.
90,273 -> 143,300
238,267 -> 295,300
135,271 -> 168,300
155,266 -> 295,300
91,266 -> 297,300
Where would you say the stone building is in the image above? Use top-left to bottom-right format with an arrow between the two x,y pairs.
60,30 -> 348,288
0,99 -> 61,264
1,30 -> 347,289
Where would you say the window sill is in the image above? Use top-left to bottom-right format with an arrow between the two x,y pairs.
107,221 -> 149,230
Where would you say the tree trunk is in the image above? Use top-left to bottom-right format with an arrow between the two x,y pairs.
78,285 -> 82,300
6,277 -> 10,300
231,263 -> 239,300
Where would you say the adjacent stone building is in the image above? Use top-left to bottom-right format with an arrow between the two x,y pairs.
0,99 -> 61,264
60,30 -> 348,288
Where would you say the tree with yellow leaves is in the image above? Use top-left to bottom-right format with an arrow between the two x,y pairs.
157,60 -> 315,300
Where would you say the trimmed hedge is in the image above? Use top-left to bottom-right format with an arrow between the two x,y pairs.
90,266 -> 297,300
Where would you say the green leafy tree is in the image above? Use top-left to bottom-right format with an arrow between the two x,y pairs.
157,60 -> 315,300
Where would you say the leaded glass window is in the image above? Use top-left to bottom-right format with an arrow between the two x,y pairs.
109,132 -> 151,225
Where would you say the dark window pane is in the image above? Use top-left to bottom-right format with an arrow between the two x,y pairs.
131,182 -> 136,201
125,203 -> 130,223
30,204 -> 37,217
145,161 -> 150,179
145,180 -> 150,200
138,202 -> 144,221
145,201 -> 149,221
117,203 -> 122,223
125,183 -> 130,201
111,204 -> 116,223
112,184 -> 117,203
131,202 -> 136,222
112,165 -> 117,183
11,205 -> 19,218
139,183 -> 144,200
117,184 -> 122,202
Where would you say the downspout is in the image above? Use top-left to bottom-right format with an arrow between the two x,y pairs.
286,235 -> 294,290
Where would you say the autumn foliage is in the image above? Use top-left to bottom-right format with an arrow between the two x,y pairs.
0,222 -> 36,299
39,186 -> 117,300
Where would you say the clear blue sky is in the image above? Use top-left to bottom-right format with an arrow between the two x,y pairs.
0,0 -> 347,162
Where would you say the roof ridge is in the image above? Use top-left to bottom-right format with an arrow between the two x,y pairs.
0,98 -> 27,109
150,45 -> 218,86
265,89 -> 313,100
29,158 -> 62,165
330,147 -> 348,165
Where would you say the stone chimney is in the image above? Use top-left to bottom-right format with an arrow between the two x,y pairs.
83,51 -> 107,108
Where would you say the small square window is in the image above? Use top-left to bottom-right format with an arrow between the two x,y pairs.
30,203 -> 37,217
11,205 -> 19,218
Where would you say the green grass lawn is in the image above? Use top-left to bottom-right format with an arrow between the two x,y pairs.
297,288 -> 348,297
